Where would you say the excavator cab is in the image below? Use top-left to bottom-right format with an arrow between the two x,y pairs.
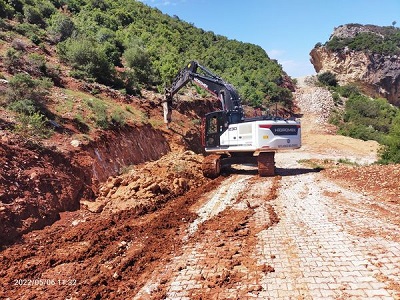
203,111 -> 228,148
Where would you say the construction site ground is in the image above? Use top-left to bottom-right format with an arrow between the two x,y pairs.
1,88 -> 400,299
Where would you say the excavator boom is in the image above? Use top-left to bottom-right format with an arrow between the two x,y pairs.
164,61 -> 244,124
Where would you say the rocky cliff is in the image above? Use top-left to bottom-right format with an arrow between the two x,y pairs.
310,24 -> 400,106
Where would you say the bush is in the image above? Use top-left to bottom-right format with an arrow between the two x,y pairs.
11,38 -> 26,51
378,114 -> 400,164
6,73 -> 52,111
85,98 -> 109,129
0,0 -> 14,18
58,38 -> 115,85
26,53 -> 47,75
23,5 -> 44,27
4,48 -> 22,72
47,13 -> 75,43
332,91 -> 400,163
335,84 -> 360,98
332,92 -> 342,106
123,45 -> 153,84
111,107 -> 127,127
318,71 -> 337,87
8,99 -> 37,114
14,112 -> 53,139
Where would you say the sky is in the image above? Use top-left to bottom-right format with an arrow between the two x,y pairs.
139,0 -> 400,78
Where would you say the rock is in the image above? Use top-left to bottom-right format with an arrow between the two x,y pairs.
70,140 -> 81,147
310,24 -> 400,106
81,200 -> 106,213
127,181 -> 140,191
146,183 -> 161,194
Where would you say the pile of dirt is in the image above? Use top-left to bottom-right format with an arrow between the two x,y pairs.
0,119 -> 178,247
294,85 -> 335,126
83,150 -> 209,215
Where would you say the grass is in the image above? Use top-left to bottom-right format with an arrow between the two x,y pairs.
298,159 -> 326,171
298,158 -> 360,170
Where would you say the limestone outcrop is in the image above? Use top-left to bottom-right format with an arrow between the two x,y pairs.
310,24 -> 400,106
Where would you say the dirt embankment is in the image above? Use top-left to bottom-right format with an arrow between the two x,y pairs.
0,87 -> 218,247
0,138 -> 85,246
0,122 -> 170,247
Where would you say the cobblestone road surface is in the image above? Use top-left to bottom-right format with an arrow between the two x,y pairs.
134,151 -> 400,300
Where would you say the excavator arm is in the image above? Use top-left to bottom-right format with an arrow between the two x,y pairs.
163,61 -> 244,124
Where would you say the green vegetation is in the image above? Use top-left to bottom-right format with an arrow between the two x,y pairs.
5,73 -> 52,113
325,24 -> 400,55
2,73 -> 54,139
1,0 -> 292,107
317,71 -> 337,87
329,85 -> 400,164
14,112 -> 53,139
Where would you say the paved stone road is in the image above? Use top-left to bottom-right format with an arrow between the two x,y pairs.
134,152 -> 400,299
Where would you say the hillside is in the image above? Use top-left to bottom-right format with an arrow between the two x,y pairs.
310,23 -> 400,105
1,0 -> 293,107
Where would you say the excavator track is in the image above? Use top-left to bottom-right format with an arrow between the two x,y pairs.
257,152 -> 275,177
202,154 -> 221,178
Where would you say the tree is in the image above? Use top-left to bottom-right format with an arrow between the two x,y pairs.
123,44 -> 153,84
47,13 -> 75,43
58,38 -> 115,84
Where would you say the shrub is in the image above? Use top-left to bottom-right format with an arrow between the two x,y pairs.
58,38 -> 115,85
23,5 -> 44,27
317,71 -> 337,87
14,112 -> 53,139
8,99 -> 37,114
47,13 -> 75,43
336,84 -> 360,98
85,98 -> 109,129
123,45 -> 153,84
4,48 -> 23,72
26,53 -> 47,75
332,92 -> 342,106
332,90 -> 400,163
111,107 -> 127,127
0,0 -> 14,18
6,73 -> 53,110
11,38 -> 26,51
378,114 -> 400,164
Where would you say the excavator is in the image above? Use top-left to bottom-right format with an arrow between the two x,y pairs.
163,61 -> 301,178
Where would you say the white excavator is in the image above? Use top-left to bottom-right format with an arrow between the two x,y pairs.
163,61 -> 301,178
